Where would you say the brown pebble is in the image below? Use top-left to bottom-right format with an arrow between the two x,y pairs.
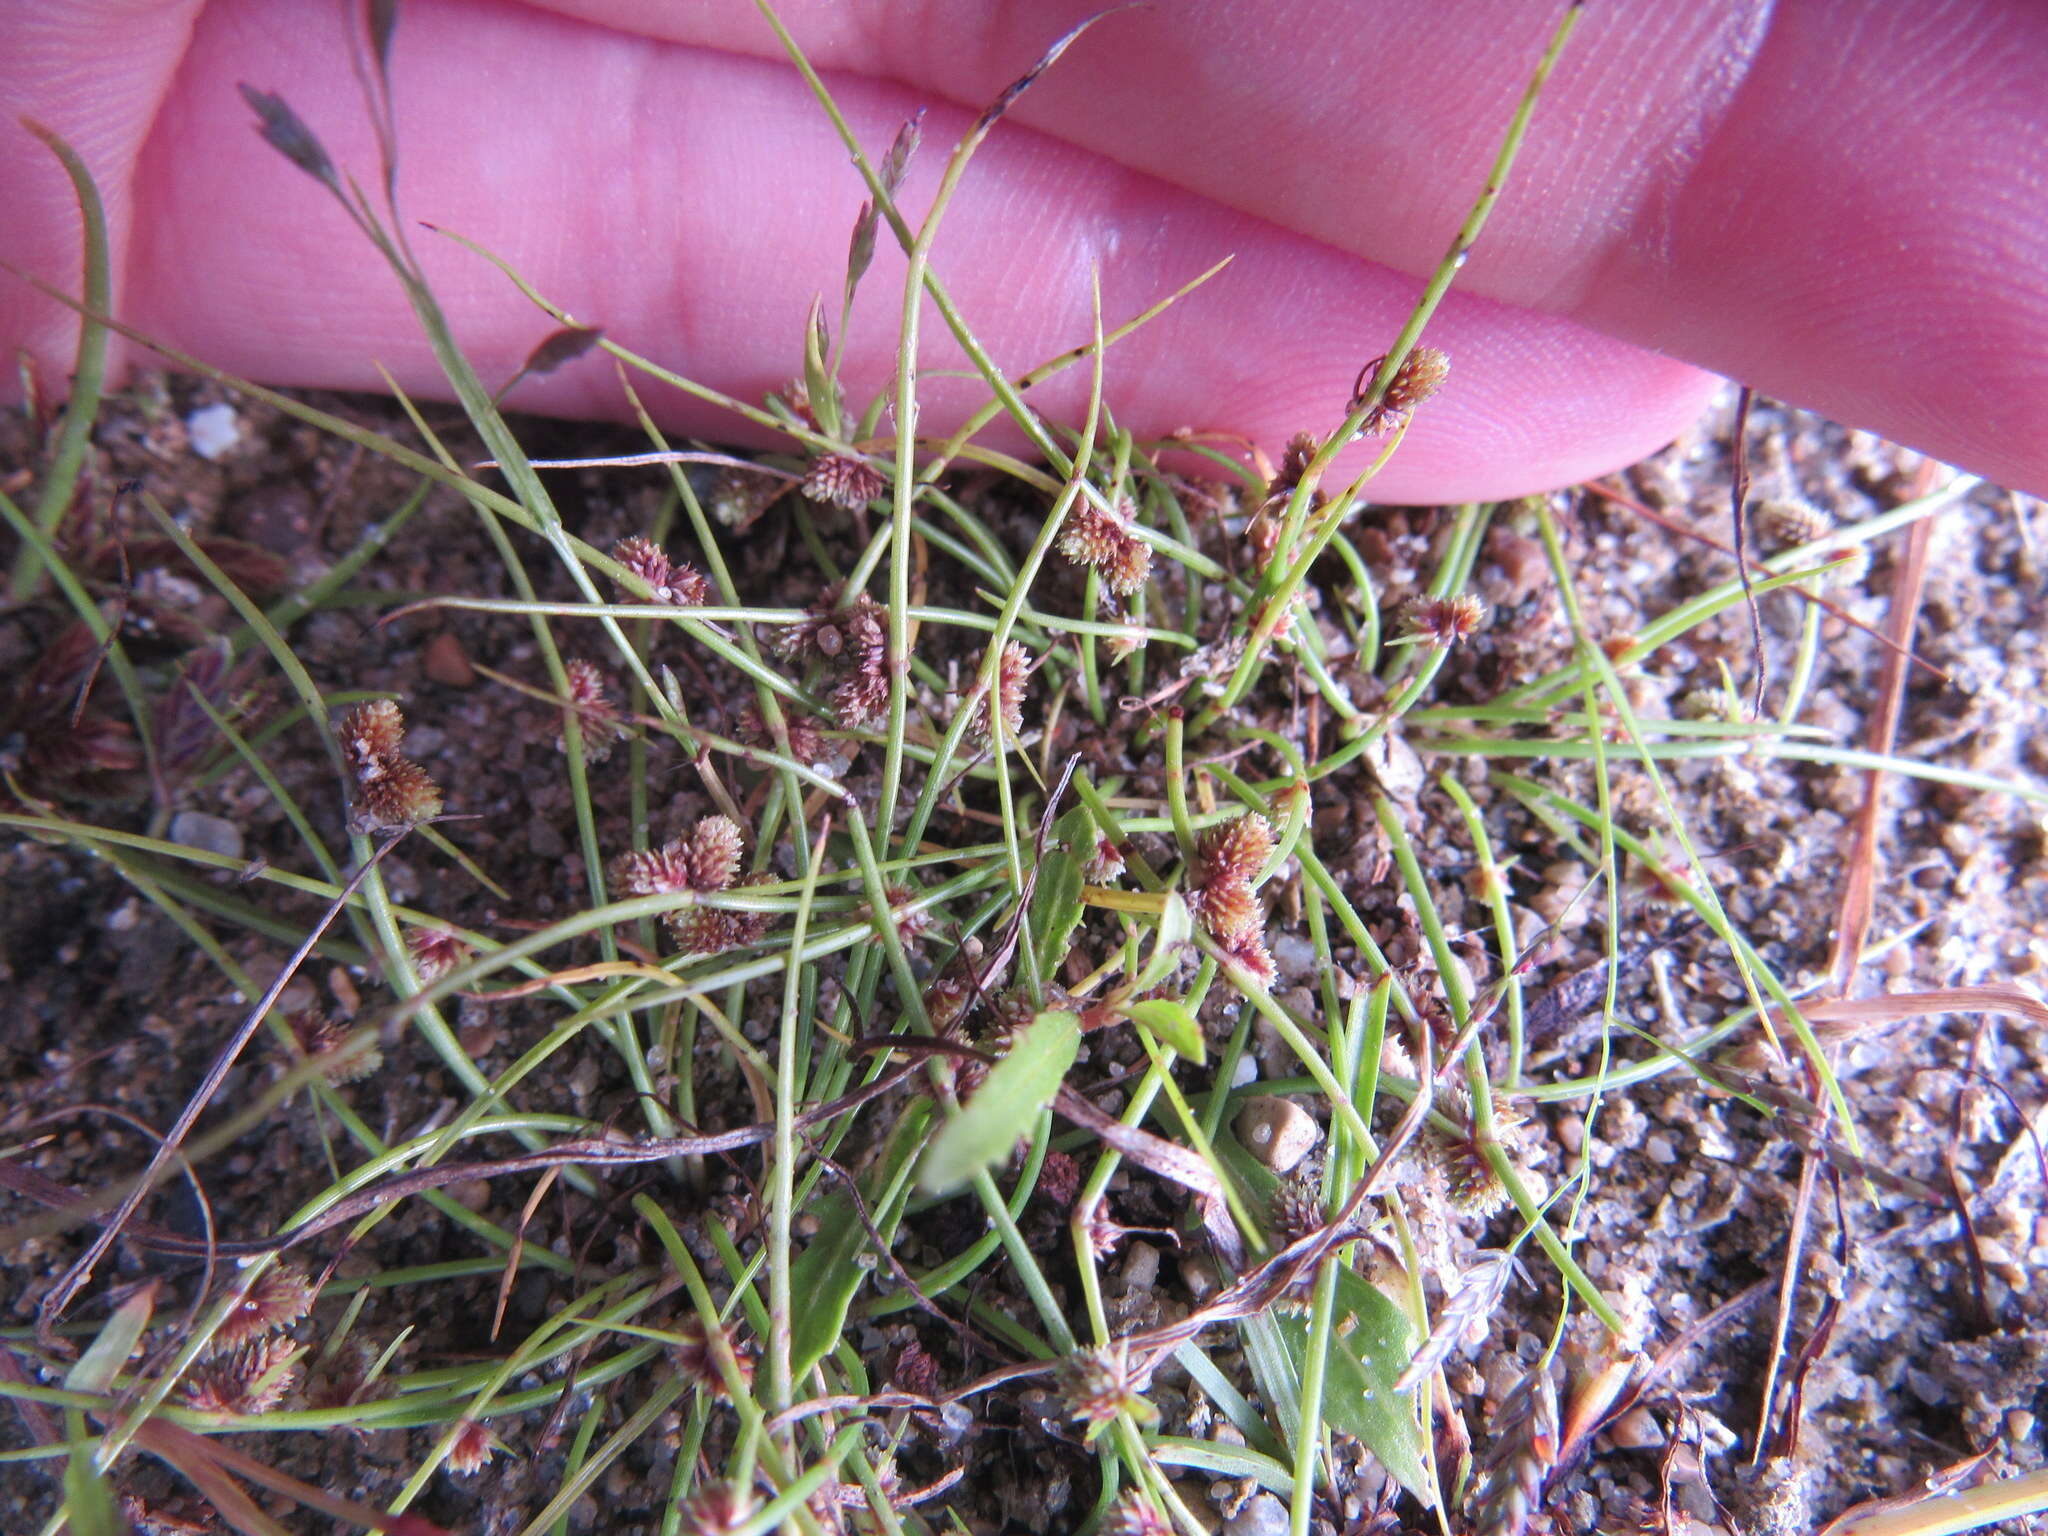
1605,1405 -> 1664,1451
326,965 -> 361,1016
424,632 -> 475,687
1235,1094 -> 1320,1173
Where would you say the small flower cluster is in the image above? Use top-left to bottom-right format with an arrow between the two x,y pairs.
286,1008 -> 382,1084
406,925 -> 473,983
1267,1170 -> 1325,1247
1191,813 -> 1278,986
337,700 -> 441,829
217,1264 -> 316,1348
671,1313 -> 757,1395
1419,1091 -> 1531,1217
802,450 -> 888,512
1247,431 -> 1326,570
1084,835 -> 1127,884
556,657 -> 629,763
1350,345 -> 1450,438
1057,1341 -> 1157,1435
612,535 -> 711,605
1753,494 -> 1834,550
611,815 -> 771,954
444,1417 -> 504,1476
736,702 -> 834,768
180,1335 -> 300,1416
1058,493 -> 1152,599
775,591 -> 891,730
972,641 -> 1031,745
1754,496 -> 1869,586
676,1485 -> 752,1536
1405,593 -> 1490,648
708,465 -> 784,531
1104,1492 -> 1173,1536
863,883 -> 934,946
181,1263 -> 315,1416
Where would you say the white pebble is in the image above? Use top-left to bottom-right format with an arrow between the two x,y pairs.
185,402 -> 242,460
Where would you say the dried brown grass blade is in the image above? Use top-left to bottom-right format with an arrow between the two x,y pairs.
1827,501 -> 1935,992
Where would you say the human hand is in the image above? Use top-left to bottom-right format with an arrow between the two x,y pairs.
4,0 -> 2043,503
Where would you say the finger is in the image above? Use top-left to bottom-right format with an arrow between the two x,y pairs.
0,1 -> 205,388
111,0 -> 1714,503
534,0 -> 2048,495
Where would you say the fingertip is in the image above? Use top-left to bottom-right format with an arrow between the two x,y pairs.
128,0 -> 1725,506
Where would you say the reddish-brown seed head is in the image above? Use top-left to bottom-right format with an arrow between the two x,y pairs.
802,451 -> 888,512
338,699 -> 404,777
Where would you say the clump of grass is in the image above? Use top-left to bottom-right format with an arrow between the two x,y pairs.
7,6 -> 2048,1536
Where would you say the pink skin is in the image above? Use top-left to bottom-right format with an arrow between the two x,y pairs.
2,0 -> 2044,504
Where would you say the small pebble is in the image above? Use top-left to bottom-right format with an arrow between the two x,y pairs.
424,631 -> 476,687
1553,1112 -> 1584,1156
1359,727 -> 1424,802
168,810 -> 244,861
1271,933 -> 1318,980
1119,1241 -> 1160,1294
1235,1095 -> 1319,1173
325,966 -> 360,1015
1605,1405 -> 1664,1450
185,402 -> 242,460
1224,1491 -> 1288,1536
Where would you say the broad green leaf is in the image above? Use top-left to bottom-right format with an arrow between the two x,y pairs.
790,1104 -> 928,1379
1028,850 -> 1086,985
1130,890 -> 1193,992
1053,802 -> 1096,855
919,1010 -> 1080,1194
1127,998 -> 1204,1063
1217,1134 -> 1430,1502
1272,1304 -> 1429,1503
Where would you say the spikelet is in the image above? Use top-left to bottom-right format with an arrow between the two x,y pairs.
180,1335 -> 298,1416
557,658 -> 628,763
445,1417 -> 503,1476
802,451 -> 887,512
611,535 -> 710,605
1406,594 -> 1490,648
685,815 -> 746,891
338,700 -> 405,774
1058,495 -> 1153,599
1057,1342 -> 1156,1432
972,642 -> 1031,744
1201,815 -> 1276,887
214,1264 -> 316,1346
1351,346 -> 1450,437
337,699 -> 441,829
354,755 -> 442,828
405,925 -> 472,983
